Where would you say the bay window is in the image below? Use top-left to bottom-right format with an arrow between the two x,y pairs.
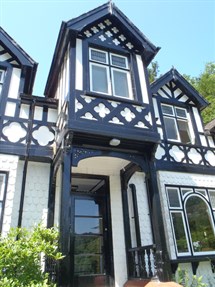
166,186 -> 215,256
161,104 -> 192,144
89,48 -> 133,99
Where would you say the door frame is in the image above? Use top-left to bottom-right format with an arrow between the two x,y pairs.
70,173 -> 114,287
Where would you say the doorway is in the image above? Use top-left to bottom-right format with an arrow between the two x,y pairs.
71,175 -> 113,287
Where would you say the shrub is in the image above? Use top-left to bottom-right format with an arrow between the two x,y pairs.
0,224 -> 63,287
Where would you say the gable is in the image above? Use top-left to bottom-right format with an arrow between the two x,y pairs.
151,68 -> 208,110
0,27 -> 36,68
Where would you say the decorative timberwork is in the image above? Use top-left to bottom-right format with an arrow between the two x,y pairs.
82,18 -> 135,51
75,93 -> 152,130
155,143 -> 215,168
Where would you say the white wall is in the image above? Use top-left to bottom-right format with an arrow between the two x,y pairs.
21,162 -> 50,228
0,154 -> 19,234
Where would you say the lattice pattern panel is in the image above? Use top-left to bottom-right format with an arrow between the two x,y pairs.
82,18 -> 136,51
75,94 -> 153,129
153,80 -> 195,105
155,143 -> 215,167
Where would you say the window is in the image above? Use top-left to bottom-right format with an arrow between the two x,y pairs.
89,48 -> 133,99
0,173 -> 7,231
166,186 -> 215,256
161,104 -> 192,144
0,69 -> 5,96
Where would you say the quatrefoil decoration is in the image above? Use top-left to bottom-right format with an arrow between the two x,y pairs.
120,108 -> 135,122
94,103 -> 110,118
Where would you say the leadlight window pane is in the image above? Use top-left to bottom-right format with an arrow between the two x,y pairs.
90,49 -> 107,64
171,212 -> 189,253
163,117 -> 178,140
196,189 -> 206,197
111,54 -> 127,68
112,69 -> 129,98
186,196 -> 215,252
175,107 -> 187,118
161,105 -> 174,115
177,119 -> 191,143
91,64 -> 109,94
209,190 -> 215,209
167,188 -> 181,208
75,218 -> 103,235
74,254 -> 103,275
75,236 -> 103,254
181,188 -> 193,197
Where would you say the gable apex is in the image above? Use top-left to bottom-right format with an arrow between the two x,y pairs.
151,68 -> 208,110
66,2 -> 159,63
0,26 -> 37,68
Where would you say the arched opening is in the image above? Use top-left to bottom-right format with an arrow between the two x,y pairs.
185,195 -> 215,253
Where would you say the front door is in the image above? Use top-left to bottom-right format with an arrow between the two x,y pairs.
71,175 -> 113,287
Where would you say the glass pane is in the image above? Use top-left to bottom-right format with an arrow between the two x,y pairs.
75,235 -> 103,254
167,188 -> 181,208
163,117 -> 178,140
186,196 -> 215,252
178,119 -> 191,143
111,55 -> 127,68
75,199 -> 99,216
75,217 -> 103,235
161,105 -> 174,115
112,70 -> 129,98
91,50 -> 107,63
175,107 -> 187,118
209,190 -> 215,209
91,65 -> 109,94
171,212 -> 189,253
74,255 -> 103,275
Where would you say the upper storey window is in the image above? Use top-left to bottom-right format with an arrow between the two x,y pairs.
161,104 -> 192,144
0,69 -> 5,96
89,48 -> 133,99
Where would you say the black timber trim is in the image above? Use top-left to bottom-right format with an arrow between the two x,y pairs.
0,171 -> 8,232
45,2 -> 159,95
151,68 -> 208,110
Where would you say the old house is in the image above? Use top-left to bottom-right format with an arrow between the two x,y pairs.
0,2 -> 214,287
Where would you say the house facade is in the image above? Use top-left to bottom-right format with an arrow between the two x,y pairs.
0,2 -> 215,287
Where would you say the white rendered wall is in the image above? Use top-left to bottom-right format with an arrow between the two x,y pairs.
157,170 -> 215,285
72,157 -> 129,287
21,162 -> 50,228
8,68 -> 21,99
128,172 -> 153,247
0,154 -> 19,235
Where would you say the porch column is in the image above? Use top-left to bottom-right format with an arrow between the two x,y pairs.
110,174 -> 127,287
147,161 -> 172,281
59,147 -> 72,287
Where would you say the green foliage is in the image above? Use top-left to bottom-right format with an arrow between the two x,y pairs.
184,62 -> 215,124
176,268 -> 208,287
148,61 -> 160,83
0,224 -> 63,287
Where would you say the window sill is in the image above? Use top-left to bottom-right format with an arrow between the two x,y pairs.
84,91 -> 144,106
171,254 -> 215,264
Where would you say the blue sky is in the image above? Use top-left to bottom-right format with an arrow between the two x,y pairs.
0,0 -> 214,96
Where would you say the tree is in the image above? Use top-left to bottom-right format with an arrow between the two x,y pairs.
184,62 -> 215,124
0,224 -> 63,287
148,61 -> 160,83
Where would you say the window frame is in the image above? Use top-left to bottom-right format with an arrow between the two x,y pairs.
161,103 -> 192,144
89,47 -> 133,100
166,186 -> 215,257
0,172 -> 7,232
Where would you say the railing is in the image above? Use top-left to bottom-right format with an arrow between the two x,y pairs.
45,257 -> 57,283
127,245 -> 156,279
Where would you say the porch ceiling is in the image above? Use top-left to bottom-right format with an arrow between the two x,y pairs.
72,156 -> 130,176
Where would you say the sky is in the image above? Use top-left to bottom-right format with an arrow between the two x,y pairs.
0,0 -> 214,96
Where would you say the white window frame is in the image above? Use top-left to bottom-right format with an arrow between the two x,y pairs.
89,48 -> 133,99
161,104 -> 192,144
166,187 -> 182,209
170,210 -> 191,256
0,69 -> 5,84
166,186 -> 215,257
